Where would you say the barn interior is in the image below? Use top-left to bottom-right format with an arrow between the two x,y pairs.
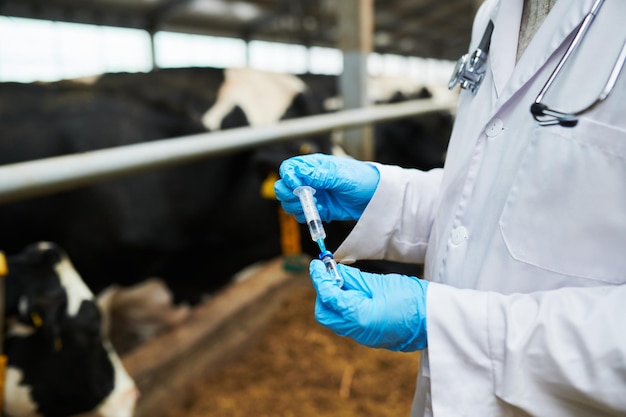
1,0 -> 478,60
0,1 -> 481,416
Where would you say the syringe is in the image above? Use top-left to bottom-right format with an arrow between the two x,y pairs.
293,186 -> 343,288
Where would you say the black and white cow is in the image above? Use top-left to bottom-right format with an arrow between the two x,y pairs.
3,242 -> 138,417
0,67 -> 332,305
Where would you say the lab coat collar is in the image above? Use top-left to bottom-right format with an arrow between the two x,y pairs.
490,0 -> 596,105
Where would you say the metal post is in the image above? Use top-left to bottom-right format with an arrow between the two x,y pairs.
149,29 -> 159,70
336,0 -> 374,161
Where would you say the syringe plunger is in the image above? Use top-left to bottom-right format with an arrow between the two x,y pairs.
293,186 -> 326,242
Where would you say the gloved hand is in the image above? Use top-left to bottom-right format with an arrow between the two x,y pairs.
274,153 -> 380,222
309,260 -> 429,352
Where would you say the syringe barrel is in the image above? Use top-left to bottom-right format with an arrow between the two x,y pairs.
293,186 -> 326,242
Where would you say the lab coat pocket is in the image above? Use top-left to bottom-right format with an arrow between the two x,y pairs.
500,119 -> 626,283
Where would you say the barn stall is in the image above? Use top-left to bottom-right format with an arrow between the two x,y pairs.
0,1 -> 474,416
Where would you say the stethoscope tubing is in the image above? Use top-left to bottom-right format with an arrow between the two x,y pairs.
531,0 -> 626,126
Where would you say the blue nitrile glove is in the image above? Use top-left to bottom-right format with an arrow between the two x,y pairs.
309,260 -> 428,352
274,153 -> 380,222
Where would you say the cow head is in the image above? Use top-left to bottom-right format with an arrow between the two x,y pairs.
3,242 -> 138,417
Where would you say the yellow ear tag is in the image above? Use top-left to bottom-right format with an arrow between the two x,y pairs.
260,172 -> 279,200
0,252 -> 7,277
31,312 -> 43,327
54,338 -> 63,351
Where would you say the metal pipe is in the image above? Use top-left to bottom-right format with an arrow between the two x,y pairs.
0,98 -> 454,205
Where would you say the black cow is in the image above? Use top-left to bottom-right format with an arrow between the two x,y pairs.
298,72 -> 454,170
373,88 -> 453,170
3,242 -> 138,417
0,67 -> 332,304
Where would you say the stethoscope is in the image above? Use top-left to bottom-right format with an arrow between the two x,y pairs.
448,20 -> 494,95
448,0 -> 626,128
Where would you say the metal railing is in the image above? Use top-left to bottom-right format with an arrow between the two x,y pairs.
0,98 -> 454,205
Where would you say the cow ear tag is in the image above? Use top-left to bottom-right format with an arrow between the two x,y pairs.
261,172 -> 279,199
31,312 -> 43,327
0,252 -> 7,277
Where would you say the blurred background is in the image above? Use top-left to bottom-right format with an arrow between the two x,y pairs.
0,0 -> 479,84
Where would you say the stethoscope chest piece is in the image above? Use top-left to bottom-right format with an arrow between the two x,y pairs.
448,20 -> 494,95
448,54 -> 470,90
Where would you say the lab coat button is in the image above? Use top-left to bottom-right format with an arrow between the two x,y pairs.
451,226 -> 469,245
486,118 -> 504,137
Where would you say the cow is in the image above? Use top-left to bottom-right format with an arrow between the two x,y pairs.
373,86 -> 453,170
3,242 -> 138,417
0,67 -> 333,305
298,72 -> 455,170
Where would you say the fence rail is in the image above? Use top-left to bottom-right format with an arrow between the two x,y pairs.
0,98 -> 454,205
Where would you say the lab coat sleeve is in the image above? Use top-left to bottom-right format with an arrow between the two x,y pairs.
334,163 -> 443,265
426,282 -> 626,416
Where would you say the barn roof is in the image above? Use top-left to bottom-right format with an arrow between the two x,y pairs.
0,0 -> 479,61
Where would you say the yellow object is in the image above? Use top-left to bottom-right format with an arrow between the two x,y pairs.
278,207 -> 302,256
263,171 -> 303,255
260,172 -> 279,200
260,171 -> 303,254
0,252 -> 7,277
260,172 -> 304,271
31,312 -> 43,328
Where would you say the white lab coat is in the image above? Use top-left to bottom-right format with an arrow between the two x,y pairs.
335,0 -> 626,415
